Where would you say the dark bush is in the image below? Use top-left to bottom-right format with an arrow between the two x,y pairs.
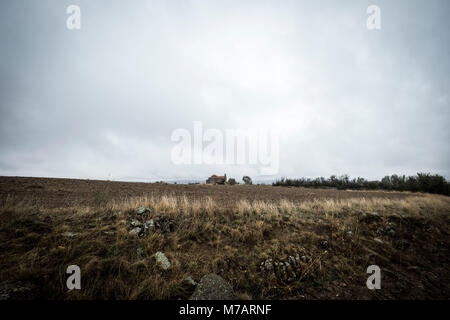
273,173 -> 449,196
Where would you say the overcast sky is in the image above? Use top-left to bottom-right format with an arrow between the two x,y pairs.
0,0 -> 449,182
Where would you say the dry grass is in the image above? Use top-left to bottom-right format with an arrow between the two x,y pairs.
0,192 -> 449,299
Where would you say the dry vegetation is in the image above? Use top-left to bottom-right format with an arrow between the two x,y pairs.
1,180 -> 449,299
0,176 -> 417,208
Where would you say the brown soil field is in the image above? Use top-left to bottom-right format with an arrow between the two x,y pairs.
0,176 -> 414,209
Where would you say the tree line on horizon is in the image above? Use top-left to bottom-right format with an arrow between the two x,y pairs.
272,173 -> 450,196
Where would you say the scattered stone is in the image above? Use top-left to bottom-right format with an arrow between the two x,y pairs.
189,274 -> 235,300
129,227 -> 142,235
155,251 -> 170,270
136,247 -> 144,256
260,253 -> 308,282
287,270 -> 297,282
62,232 -> 77,237
374,237 -> 383,244
130,219 -> 142,227
136,207 -> 151,215
386,222 -> 396,228
407,266 -> 420,272
127,215 -> 175,237
144,219 -> 155,229
261,259 -> 273,272
288,256 -> 297,266
184,276 -> 197,286
370,212 -> 380,217
347,231 -> 354,237
103,231 -> 115,235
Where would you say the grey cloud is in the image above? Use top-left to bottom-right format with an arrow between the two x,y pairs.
0,0 -> 449,181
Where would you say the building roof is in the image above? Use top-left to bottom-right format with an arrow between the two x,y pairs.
209,174 -> 225,179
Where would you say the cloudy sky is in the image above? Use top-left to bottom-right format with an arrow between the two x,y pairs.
0,0 -> 449,182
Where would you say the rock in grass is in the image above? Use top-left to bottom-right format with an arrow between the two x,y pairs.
407,266 -> 420,272
374,237 -> 383,244
129,227 -> 142,235
261,259 -> 273,271
184,276 -> 197,286
144,219 -> 155,229
136,207 -> 151,215
288,255 -> 297,266
189,274 -> 235,300
62,232 -> 77,237
136,247 -> 144,257
155,252 -> 170,270
130,219 -> 142,227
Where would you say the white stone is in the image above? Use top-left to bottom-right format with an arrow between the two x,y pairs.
155,252 -> 170,270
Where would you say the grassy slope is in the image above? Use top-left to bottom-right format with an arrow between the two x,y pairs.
0,193 -> 449,299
